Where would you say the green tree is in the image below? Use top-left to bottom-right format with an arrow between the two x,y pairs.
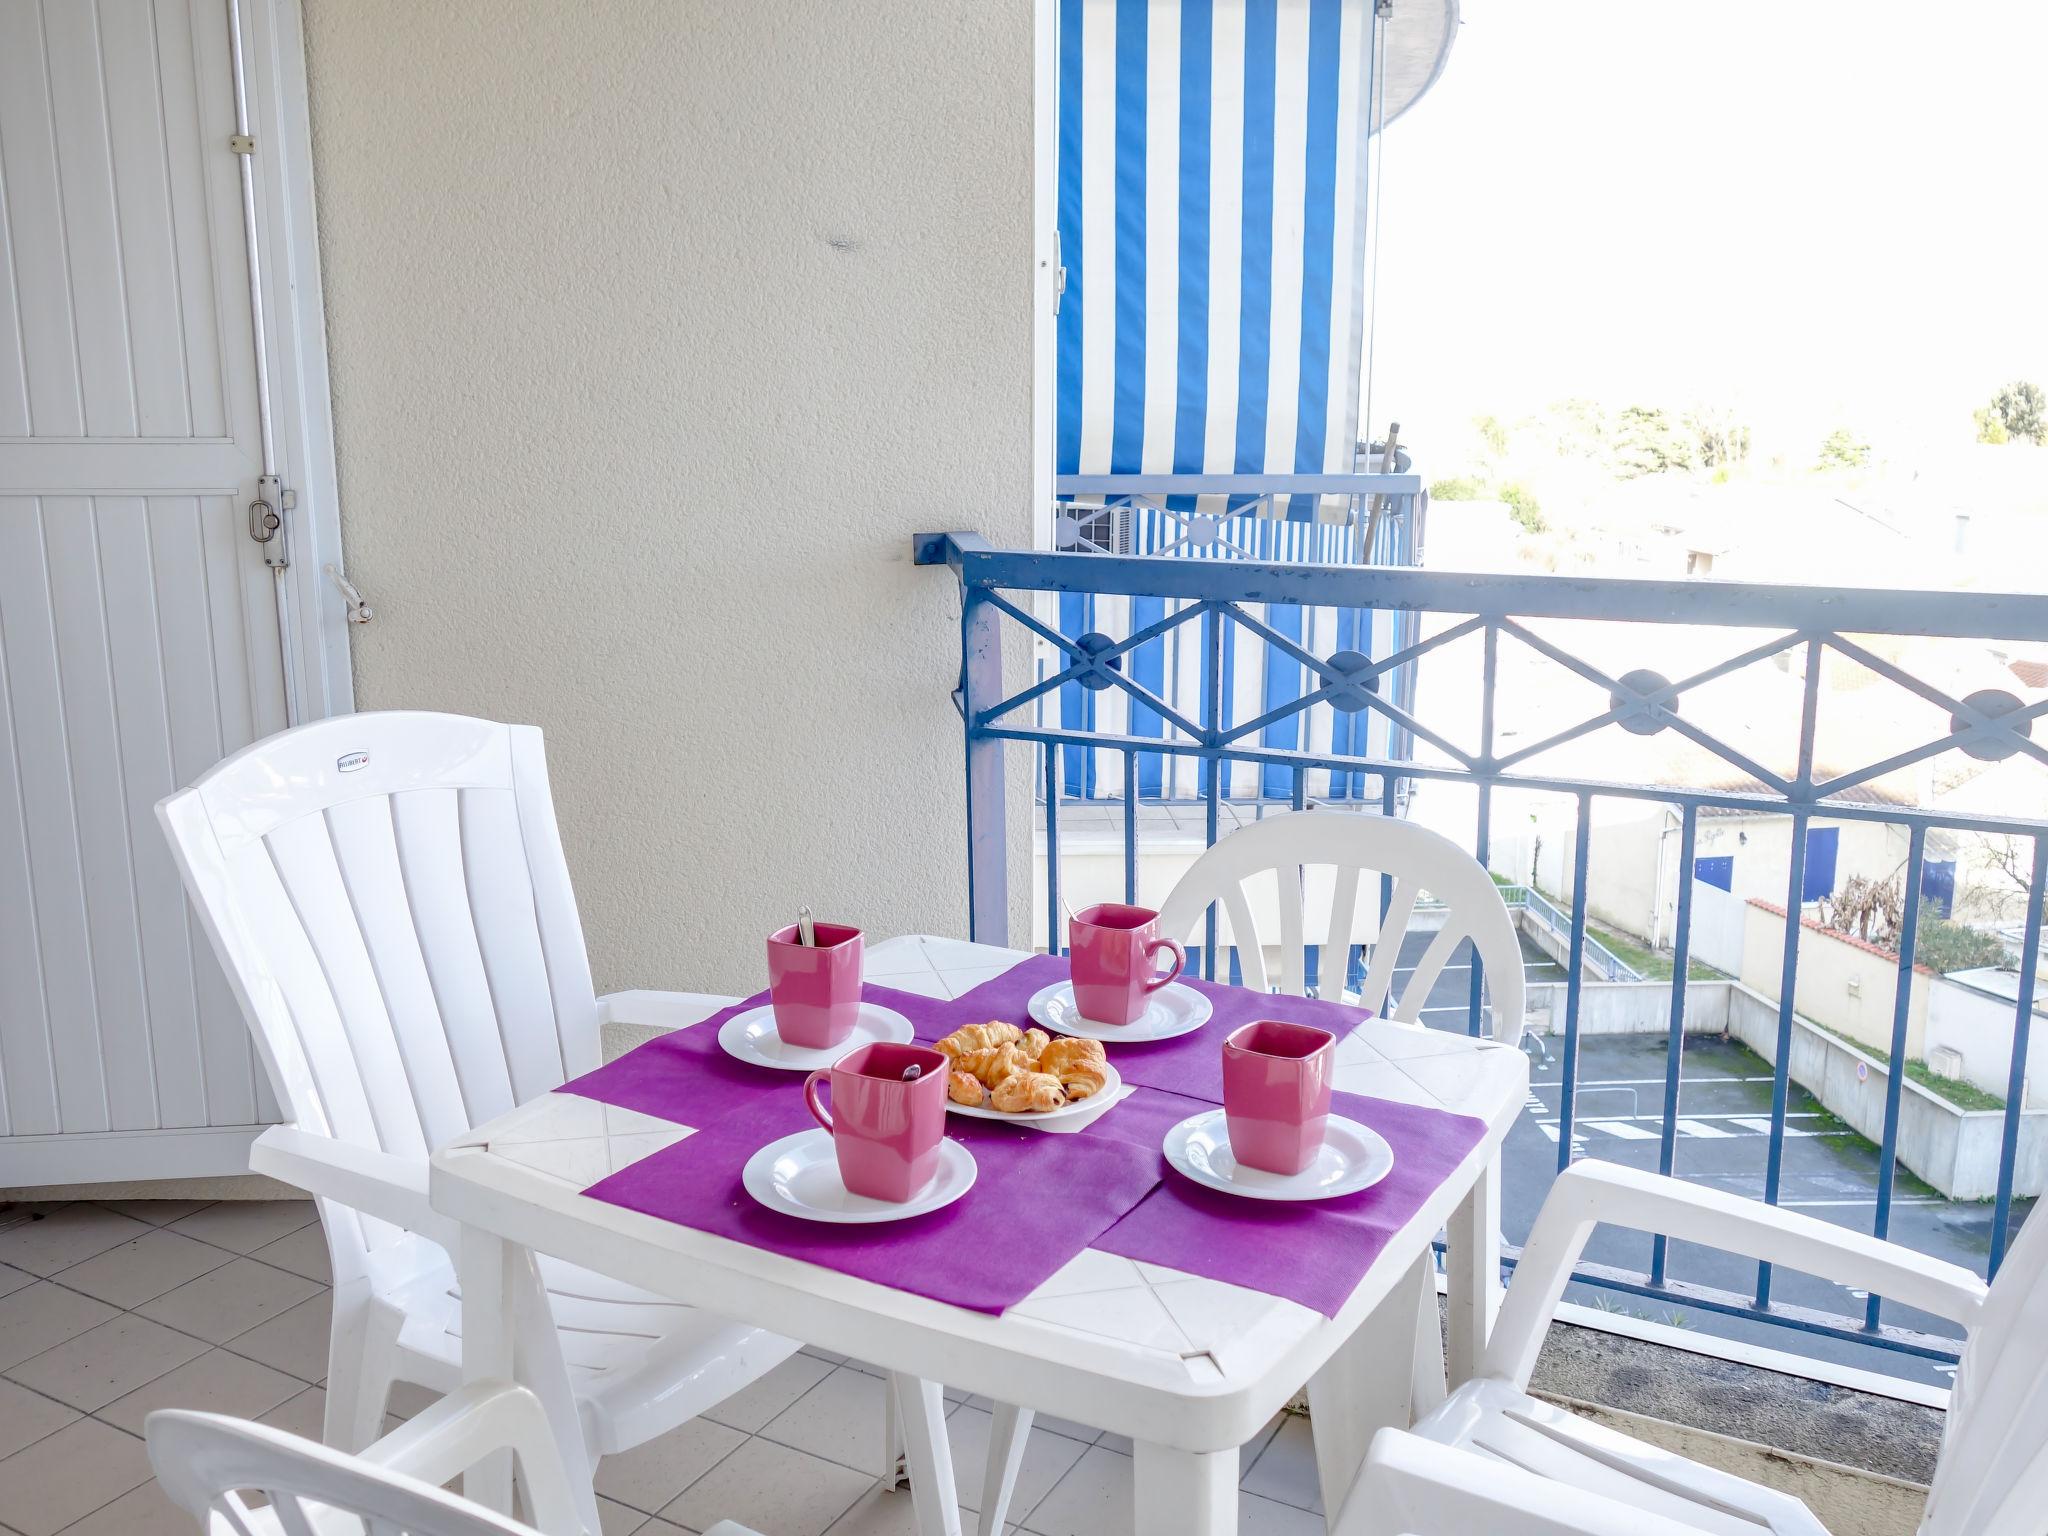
1982,380 -> 2047,444
1975,407 -> 2011,445
1686,406 -> 1751,468
1612,406 -> 1695,478
1817,428 -> 1870,470
1428,476 -> 1485,500
1472,414 -> 1511,460
1499,482 -> 1547,533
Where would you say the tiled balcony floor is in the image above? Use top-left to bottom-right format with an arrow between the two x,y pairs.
0,1200 -> 1321,1536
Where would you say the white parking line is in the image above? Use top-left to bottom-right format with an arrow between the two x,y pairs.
1673,1118 -> 1737,1138
1581,1120 -> 1660,1140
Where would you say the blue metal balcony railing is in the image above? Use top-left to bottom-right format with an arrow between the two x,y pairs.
1047,471 -> 1426,806
915,528 -> 2048,1372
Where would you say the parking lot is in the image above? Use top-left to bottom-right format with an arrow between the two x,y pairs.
1388,932 -> 2029,1390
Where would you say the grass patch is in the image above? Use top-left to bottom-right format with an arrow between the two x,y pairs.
1808,1021 -> 2007,1112
1581,918 -> 1725,982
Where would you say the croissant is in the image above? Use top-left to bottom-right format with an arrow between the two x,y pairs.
957,1042 -> 1033,1088
991,1070 -> 1066,1113
947,1070 -> 988,1107
935,1022 -> 1022,1062
1019,1028 -> 1052,1060
1036,1037 -> 1106,1077
1052,1061 -> 1108,1101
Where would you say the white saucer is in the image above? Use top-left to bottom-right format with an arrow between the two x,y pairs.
1162,1109 -> 1394,1202
1027,980 -> 1213,1043
945,1059 -> 1125,1124
717,1002 -> 913,1071
740,1129 -> 977,1224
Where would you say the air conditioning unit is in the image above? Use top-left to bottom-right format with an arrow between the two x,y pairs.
1927,1045 -> 1966,1080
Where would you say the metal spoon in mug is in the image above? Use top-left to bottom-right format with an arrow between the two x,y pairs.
901,1064 -> 922,1082
797,905 -> 816,946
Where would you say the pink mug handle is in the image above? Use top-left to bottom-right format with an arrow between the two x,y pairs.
803,1069 -> 834,1132
1143,937 -> 1185,992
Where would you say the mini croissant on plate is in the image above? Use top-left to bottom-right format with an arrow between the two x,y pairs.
991,1070 -> 1066,1113
955,1042 -> 1033,1088
935,1022 -> 1022,1062
933,1022 -> 1111,1114
1035,1036 -> 1109,1100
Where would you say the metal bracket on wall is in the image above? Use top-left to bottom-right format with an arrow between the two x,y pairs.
325,565 -> 373,625
249,474 -> 293,568
228,133 -> 255,155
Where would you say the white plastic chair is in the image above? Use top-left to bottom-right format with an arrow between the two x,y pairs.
1331,1158 -> 2048,1535
1153,808 -> 1526,1039
157,712 -> 944,1525
971,809 -> 1531,1535
148,1381 -> 766,1536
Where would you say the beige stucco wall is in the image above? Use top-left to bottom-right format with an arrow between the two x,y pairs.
1740,900 -> 1930,1061
300,1 -> 1035,994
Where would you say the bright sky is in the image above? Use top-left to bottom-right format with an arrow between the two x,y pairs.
1367,0 -> 2048,462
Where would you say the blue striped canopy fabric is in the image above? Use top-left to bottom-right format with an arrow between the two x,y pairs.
1056,0 -> 1378,494
1048,0 -> 1408,805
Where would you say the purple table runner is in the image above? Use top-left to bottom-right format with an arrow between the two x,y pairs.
1076,1085 -> 1487,1317
579,1093 -> 1163,1314
558,983 -> 947,1118
557,963 -> 1490,1319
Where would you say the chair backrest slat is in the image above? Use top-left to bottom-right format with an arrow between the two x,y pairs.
1273,863 -> 1306,995
387,787 -> 523,1125
1325,864 -> 1364,994
1155,810 -> 1525,1041
456,786 -> 570,1103
1924,1208 -> 2048,1535
1355,878 -> 1418,1014
1221,880 -> 1267,991
1388,921 -> 1467,1025
324,795 -> 474,1148
264,811 -> 432,1162
158,712 -> 602,1277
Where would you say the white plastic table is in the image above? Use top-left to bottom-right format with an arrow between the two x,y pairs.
428,936 -> 1529,1536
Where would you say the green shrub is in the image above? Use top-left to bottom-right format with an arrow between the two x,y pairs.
1915,913 -> 2009,975
1500,481 -> 1547,533
1429,476 -> 1485,501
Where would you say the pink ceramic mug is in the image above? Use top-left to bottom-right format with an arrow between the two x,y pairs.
767,921 -> 863,1049
803,1042 -> 950,1202
1222,1019 -> 1336,1176
1068,902 -> 1185,1025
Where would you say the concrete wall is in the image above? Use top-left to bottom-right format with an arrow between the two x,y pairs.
1687,878 -> 1747,976
1723,982 -> 2047,1200
1740,901 -> 1930,1061
1512,801 -> 1915,958
1925,974 -> 2047,1109
1524,977 -> 1730,1037
302,1 -> 1035,993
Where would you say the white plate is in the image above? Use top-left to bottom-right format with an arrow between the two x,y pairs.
740,1129 -> 977,1224
945,1059 -> 1125,1124
717,1002 -> 913,1071
1163,1109 -> 1394,1202
1027,980 -> 1213,1043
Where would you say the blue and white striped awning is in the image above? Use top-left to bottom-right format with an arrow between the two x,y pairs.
1045,0 -> 1452,805
1055,0 -> 1407,491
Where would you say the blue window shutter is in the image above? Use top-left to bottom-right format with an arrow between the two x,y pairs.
1802,827 -> 1840,903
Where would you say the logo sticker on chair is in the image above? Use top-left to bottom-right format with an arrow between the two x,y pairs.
337,752 -> 370,772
